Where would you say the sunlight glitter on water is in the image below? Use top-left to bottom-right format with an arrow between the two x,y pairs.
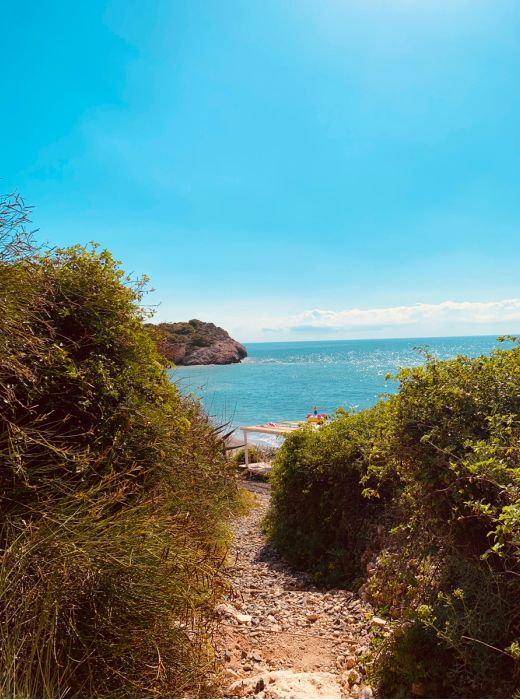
171,336 -> 505,442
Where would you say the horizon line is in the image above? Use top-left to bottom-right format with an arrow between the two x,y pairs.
242,332 -> 518,345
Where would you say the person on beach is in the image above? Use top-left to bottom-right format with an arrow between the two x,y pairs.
313,405 -> 318,416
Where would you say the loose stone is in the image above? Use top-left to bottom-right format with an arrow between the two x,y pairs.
371,616 -> 387,628
217,481 -> 376,698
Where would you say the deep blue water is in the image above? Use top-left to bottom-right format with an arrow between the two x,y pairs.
170,336 -> 506,443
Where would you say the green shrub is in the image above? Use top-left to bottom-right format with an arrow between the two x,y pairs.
373,620 -> 452,698
372,348 -> 520,697
390,347 -> 520,555
266,344 -> 520,697
0,201 -> 238,698
266,402 -> 396,585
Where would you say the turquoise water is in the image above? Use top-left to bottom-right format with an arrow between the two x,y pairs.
170,336 -> 505,443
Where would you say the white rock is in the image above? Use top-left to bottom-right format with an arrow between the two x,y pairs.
215,603 -> 251,625
371,616 -> 387,628
237,613 -> 252,624
228,671 -> 342,699
215,603 -> 238,618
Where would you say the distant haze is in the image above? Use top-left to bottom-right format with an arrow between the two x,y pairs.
156,298 -> 520,342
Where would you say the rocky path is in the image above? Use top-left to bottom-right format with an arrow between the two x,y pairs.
216,482 -> 380,699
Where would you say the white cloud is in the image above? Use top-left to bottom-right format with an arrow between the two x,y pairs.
262,299 -> 520,333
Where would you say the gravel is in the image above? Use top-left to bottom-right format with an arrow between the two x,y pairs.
215,482 -> 377,698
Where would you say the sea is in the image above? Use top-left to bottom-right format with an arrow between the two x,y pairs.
170,336 -> 508,445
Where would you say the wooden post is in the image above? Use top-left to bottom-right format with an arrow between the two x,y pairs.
242,429 -> 249,467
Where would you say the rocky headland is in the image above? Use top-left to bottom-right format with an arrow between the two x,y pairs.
151,319 -> 247,365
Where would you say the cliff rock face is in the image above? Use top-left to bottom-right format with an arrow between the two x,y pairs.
151,319 -> 247,366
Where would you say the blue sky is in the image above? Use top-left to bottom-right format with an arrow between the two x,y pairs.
2,0 -> 520,341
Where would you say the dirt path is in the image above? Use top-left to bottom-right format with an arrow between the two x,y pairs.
216,482 -> 378,699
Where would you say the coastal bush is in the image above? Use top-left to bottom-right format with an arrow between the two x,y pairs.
371,347 -> 520,697
0,197 -> 238,697
266,402 -> 397,585
266,344 -> 520,697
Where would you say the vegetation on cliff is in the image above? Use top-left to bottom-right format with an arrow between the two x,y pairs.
0,193 -> 239,697
150,319 -> 247,365
266,344 -> 520,698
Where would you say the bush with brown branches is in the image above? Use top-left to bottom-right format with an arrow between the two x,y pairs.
0,193 -> 239,697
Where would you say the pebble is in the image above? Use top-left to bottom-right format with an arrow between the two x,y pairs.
371,616 -> 387,628
217,481 -> 376,698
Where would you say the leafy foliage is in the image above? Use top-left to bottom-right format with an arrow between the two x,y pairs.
0,199 -> 238,698
266,402 -> 395,585
267,344 -> 520,697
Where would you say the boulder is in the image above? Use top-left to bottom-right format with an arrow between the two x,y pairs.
227,671 -> 342,698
